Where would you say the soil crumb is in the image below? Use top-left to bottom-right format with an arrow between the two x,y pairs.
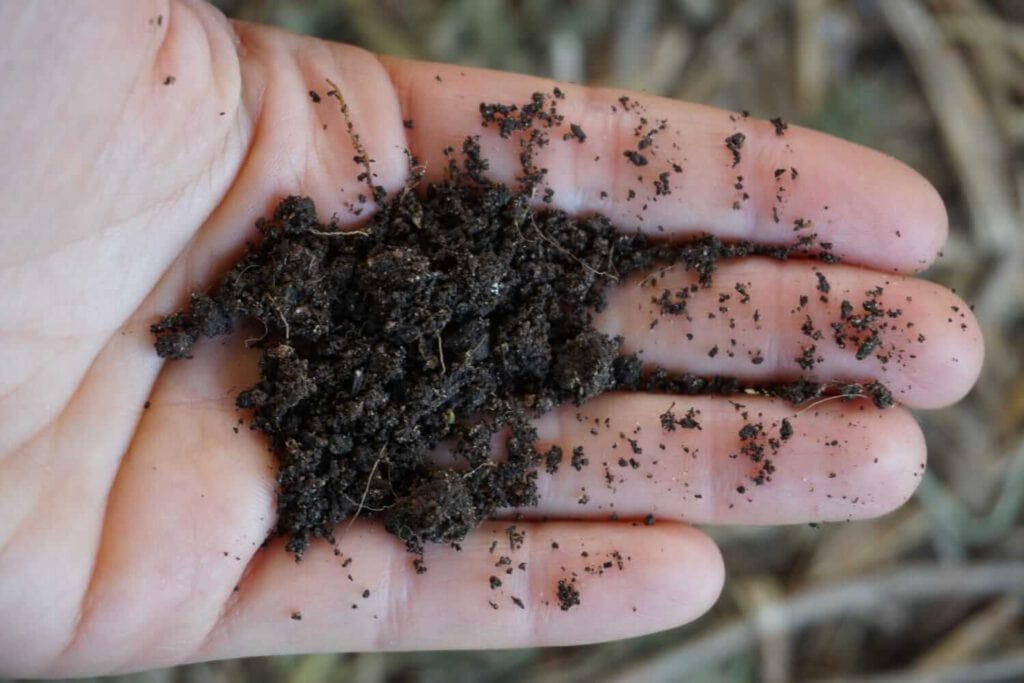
557,577 -> 581,610
725,132 -> 745,167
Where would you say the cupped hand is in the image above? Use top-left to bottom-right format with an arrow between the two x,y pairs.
0,1 -> 983,677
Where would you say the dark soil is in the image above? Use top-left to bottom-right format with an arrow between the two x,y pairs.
770,117 -> 788,135
725,132 -> 745,166
152,90 -> 891,560
557,577 -> 581,610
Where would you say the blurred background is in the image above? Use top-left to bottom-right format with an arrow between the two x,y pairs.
78,0 -> 1024,681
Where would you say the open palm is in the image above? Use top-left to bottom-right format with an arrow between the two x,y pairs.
0,1 -> 983,677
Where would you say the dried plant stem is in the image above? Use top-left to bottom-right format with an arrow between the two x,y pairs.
606,562 -> 1024,683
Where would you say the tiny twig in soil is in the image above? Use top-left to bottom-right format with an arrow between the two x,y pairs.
325,77 -> 380,202
437,331 -> 446,374
343,448 -> 386,533
244,318 -> 269,348
462,459 -> 497,480
274,302 -> 290,341
310,227 -> 370,237
531,222 -> 619,282
795,393 -> 867,415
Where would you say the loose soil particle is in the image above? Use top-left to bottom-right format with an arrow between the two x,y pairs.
770,117 -> 788,135
623,150 -> 648,166
557,578 -> 581,610
153,89 -> 899,565
725,132 -> 745,167
565,123 -> 587,142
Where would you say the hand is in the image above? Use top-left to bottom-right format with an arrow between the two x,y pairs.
0,1 -> 983,676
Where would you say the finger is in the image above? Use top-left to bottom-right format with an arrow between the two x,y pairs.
519,393 -> 926,525
382,58 -> 947,273
197,521 -> 723,659
598,259 -> 983,410
196,23 -> 944,301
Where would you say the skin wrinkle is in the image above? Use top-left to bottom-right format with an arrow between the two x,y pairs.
1,2 -> 244,459
301,104 -> 332,197
23,6 -> 172,257
81,5 -> 173,196
562,85 -> 586,214
744,118 -> 790,239
734,120 -> 758,239
187,0 -> 244,109
592,90 -> 630,223
0,453 -> 47,564
191,538 -> 267,664
355,51 -> 425,197
0,361 -> 123,528
374,532 -> 409,650
36,356 -> 154,672
0,210 -> 133,271
520,521 -> 543,638
173,63 -> 262,298
185,26 -> 419,669
760,261 -> 786,372
154,398 -> 274,668
355,50 -> 410,193
0,342 -> 105,458
380,59 -> 420,182
701,405 -> 728,520
49,6 -> 255,676
48,428 -> 139,673
525,448 -> 556,517
321,51 -> 404,203
567,85 -> 607,216
0,252 -> 141,456
0,351 -> 65,412
86,395 -> 272,675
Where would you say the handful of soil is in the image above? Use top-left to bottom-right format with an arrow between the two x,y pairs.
151,91 -> 869,558
153,171 -> 663,556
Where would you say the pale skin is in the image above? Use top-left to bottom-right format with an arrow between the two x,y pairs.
0,1 -> 984,677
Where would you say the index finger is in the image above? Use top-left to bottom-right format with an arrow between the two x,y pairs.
219,27 -> 944,277
382,58 -> 947,274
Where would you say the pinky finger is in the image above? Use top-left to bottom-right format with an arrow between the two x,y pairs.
196,521 -> 723,658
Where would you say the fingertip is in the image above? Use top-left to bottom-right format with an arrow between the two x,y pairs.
860,407 -> 927,517
896,163 -> 949,273
667,525 -> 725,621
537,523 -> 725,644
786,404 -> 926,522
897,282 -> 984,410
795,404 -> 926,522
775,126 -> 950,273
